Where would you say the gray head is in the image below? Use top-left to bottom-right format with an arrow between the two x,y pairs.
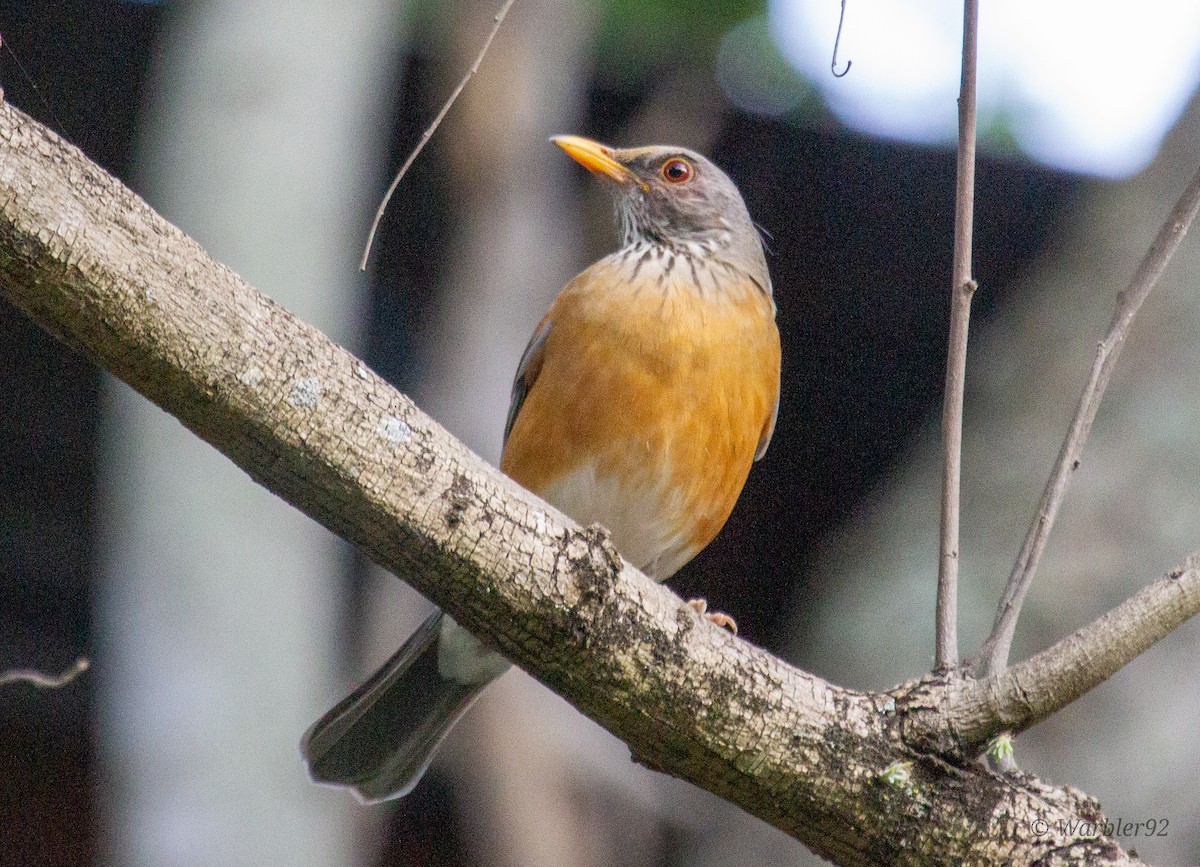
553,135 -> 768,286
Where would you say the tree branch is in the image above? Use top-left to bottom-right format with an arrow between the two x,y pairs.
904,555 -> 1200,758
977,161 -> 1200,677
936,0 -> 980,670
0,101 -> 1174,867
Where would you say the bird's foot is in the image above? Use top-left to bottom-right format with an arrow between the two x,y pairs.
686,598 -> 737,635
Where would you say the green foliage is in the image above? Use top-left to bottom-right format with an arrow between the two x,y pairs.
594,0 -> 766,82
879,760 -> 914,789
986,733 -> 1014,765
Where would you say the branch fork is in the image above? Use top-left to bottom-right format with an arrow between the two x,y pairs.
935,0 -> 1200,714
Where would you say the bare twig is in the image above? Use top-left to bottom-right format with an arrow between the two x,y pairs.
907,554 -> 1200,757
977,162 -> 1200,677
935,0 -> 979,671
359,0 -> 517,270
830,0 -> 852,78
0,33 -> 68,136
0,656 -> 89,689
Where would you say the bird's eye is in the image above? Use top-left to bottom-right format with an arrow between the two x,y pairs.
661,158 -> 693,183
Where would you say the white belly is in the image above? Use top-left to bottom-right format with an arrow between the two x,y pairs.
538,460 -> 698,581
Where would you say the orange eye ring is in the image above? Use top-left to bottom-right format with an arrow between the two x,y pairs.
661,158 -> 693,184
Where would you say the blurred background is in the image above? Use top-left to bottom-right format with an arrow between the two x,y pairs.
2,0 -> 1200,864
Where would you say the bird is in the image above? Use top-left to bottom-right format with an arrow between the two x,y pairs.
301,135 -> 781,802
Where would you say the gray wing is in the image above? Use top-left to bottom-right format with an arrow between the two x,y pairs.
755,392 -> 779,462
503,319 -> 552,446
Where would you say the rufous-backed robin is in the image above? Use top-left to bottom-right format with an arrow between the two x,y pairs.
302,135 -> 781,802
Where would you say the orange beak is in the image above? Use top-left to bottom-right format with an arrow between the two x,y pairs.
552,135 -> 645,189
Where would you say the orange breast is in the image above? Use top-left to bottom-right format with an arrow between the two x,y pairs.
500,252 -> 780,580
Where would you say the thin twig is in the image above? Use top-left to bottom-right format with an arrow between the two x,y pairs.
935,0 -> 979,671
359,0 -> 518,270
907,554 -> 1200,757
0,33 -> 69,136
0,656 -> 89,689
830,0 -> 852,78
978,161 -> 1200,677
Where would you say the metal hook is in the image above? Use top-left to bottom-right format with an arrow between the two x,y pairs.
831,0 -> 852,78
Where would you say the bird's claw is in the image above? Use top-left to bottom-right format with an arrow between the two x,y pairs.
686,598 -> 737,635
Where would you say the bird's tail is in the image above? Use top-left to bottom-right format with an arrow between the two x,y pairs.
301,609 -> 486,803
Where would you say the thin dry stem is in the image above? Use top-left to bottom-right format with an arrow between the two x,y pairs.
830,0 -> 852,77
936,0 -> 979,670
907,554 -> 1200,757
978,162 -> 1200,677
360,0 -> 518,270
0,656 -> 89,689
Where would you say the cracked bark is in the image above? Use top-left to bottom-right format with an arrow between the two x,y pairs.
0,102 -> 1190,866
